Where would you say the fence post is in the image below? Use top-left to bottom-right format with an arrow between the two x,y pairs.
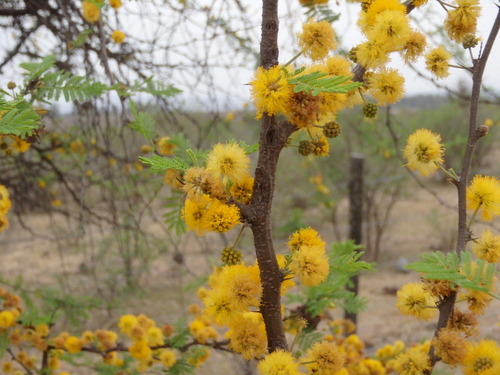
344,153 -> 364,330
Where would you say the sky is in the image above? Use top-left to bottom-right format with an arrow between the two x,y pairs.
1,0 -> 499,111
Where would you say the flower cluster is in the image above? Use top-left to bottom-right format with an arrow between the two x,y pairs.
0,185 -> 12,232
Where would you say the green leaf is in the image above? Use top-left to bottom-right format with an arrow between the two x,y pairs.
0,96 -> 41,137
288,72 -> 363,96
35,71 -> 111,102
0,333 -> 8,359
70,28 -> 93,49
139,154 -> 189,173
294,330 -> 323,356
20,55 -> 56,81
129,100 -> 156,142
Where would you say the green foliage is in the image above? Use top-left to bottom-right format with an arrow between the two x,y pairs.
0,334 -> 8,359
406,251 -> 498,295
292,329 -> 323,357
226,138 -> 260,154
163,190 -> 187,235
287,240 -> 374,317
34,70 -> 112,102
288,71 -> 363,96
166,320 -> 191,349
18,287 -> 102,327
129,100 -> 157,142
139,154 -> 190,173
303,4 -> 340,23
20,55 -> 56,81
0,95 -> 41,136
129,76 -> 182,98
71,28 -> 93,49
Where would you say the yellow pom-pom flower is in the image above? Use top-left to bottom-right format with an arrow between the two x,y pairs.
82,0 -> 101,23
206,143 -> 250,184
109,0 -> 122,9
367,9 -> 411,51
466,175 -> 500,221
257,350 -> 301,375
472,230 -> 500,263
225,312 -> 267,360
425,46 -> 452,79
64,336 -> 83,354
297,20 -> 337,61
445,0 -> 481,42
290,245 -> 329,286
250,65 -> 293,119
366,68 -> 405,106
111,30 -> 125,44
403,128 -> 445,176
396,282 -> 436,320
302,341 -> 346,375
159,349 -> 177,368
288,227 -> 326,252
463,340 -> 500,375
205,201 -> 240,233
393,347 -> 431,375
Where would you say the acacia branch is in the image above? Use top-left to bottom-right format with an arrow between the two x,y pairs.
425,6 -> 500,372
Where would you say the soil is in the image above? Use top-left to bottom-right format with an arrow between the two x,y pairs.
1,182 -> 500,375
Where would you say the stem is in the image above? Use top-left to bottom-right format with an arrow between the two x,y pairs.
283,49 -> 305,67
245,0 -> 297,353
232,225 -> 245,248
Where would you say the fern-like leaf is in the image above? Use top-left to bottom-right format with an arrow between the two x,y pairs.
35,71 -> 111,102
139,154 -> 189,173
129,100 -> 156,142
0,96 -> 41,137
288,71 -> 363,96
20,55 -> 56,81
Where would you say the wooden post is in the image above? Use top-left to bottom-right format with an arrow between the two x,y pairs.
344,153 -> 364,329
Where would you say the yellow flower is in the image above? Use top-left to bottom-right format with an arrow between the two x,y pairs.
219,264 -> 262,311
0,310 -> 16,328
226,312 -> 267,360
393,347 -> 430,375
230,175 -> 254,205
250,65 -> 293,119
463,340 -> 500,375
290,245 -> 330,286
466,175 -> 500,221
445,0 -> 481,42
324,56 -> 352,76
12,137 -> 30,153
425,46 -> 452,79
366,68 -> 405,105
146,326 -> 164,346
128,339 -> 152,360
156,136 -> 176,156
111,30 -> 125,44
0,185 -> 12,215
432,328 -> 468,366
462,289 -> 492,315
202,287 -> 236,326
82,0 -> 101,23
359,0 -> 406,31
396,282 -> 436,320
367,10 -> 411,51
64,336 -> 83,354
298,20 -> 337,61
205,201 -> 240,233
403,128 -> 445,176
159,349 -> 177,368
206,143 -> 250,184
472,230 -> 500,263
109,0 -> 122,9
355,40 -> 389,69
257,350 -> 301,375
302,341 -> 346,375
288,227 -> 326,252
484,118 -> 494,127
183,194 -> 212,234
401,30 -> 427,63
287,90 -> 322,129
